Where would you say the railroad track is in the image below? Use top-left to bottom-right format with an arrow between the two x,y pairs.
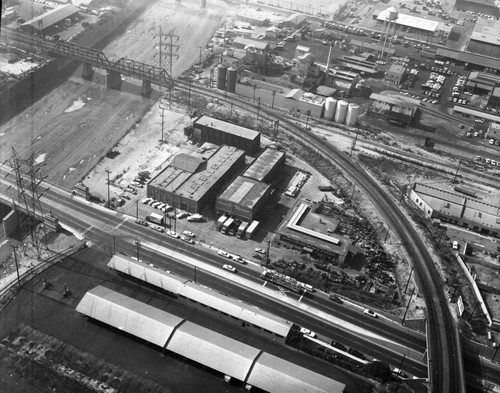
174,80 -> 466,393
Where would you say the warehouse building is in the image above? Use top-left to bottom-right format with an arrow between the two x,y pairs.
275,201 -> 357,264
467,19 -> 500,59
436,47 -> 500,73
19,4 -> 80,33
216,176 -> 271,221
410,183 -> 500,237
243,147 -> 286,183
192,116 -> 260,155
77,286 -> 346,393
367,93 -> 419,127
147,145 -> 246,213
284,89 -> 325,118
374,9 -> 440,37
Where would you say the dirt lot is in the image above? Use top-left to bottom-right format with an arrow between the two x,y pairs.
0,0 -> 228,189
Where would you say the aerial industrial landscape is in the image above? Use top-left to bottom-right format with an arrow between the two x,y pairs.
1,0 -> 500,392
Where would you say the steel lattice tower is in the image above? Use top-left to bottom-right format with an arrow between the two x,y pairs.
9,148 -> 48,258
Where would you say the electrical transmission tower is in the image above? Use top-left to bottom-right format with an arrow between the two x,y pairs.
9,148 -> 48,258
158,27 -> 179,99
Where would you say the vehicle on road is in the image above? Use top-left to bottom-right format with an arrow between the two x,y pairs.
364,308 -> 378,318
300,327 -> 317,338
329,293 -> 343,304
181,236 -> 194,244
183,230 -> 195,237
166,230 -> 180,238
222,264 -> 236,273
149,224 -> 164,233
135,219 -> 148,227
233,255 -> 246,264
218,250 -> 231,258
146,212 -> 165,226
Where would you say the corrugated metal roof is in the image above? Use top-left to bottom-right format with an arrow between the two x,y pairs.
22,4 -> 80,30
452,106 -> 500,122
436,48 -> 500,71
75,286 -> 183,347
233,37 -> 270,51
243,147 -> 285,182
217,175 -> 270,210
414,183 -> 465,205
178,282 -> 293,338
107,256 -> 188,294
285,88 -> 304,100
247,352 -> 346,393
370,93 -> 420,107
167,321 -> 262,381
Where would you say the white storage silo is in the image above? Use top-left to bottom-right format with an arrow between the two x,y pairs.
345,103 -> 360,126
334,100 -> 348,123
324,97 -> 337,120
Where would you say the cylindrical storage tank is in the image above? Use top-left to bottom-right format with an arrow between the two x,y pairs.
216,63 -> 227,90
324,97 -> 337,121
334,100 -> 348,123
345,103 -> 360,126
226,67 -> 237,93
386,7 -> 398,21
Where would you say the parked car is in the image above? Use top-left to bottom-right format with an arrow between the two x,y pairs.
181,236 -> 194,244
222,264 -> 236,273
135,219 -> 148,227
329,293 -> 343,304
176,211 -> 190,219
218,250 -> 231,258
363,308 -> 378,318
233,255 -> 246,264
183,230 -> 195,237
149,224 -> 164,233
166,230 -> 180,238
255,248 -> 265,254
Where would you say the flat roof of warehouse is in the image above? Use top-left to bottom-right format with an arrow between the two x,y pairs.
376,9 -> 439,32
194,116 -> 260,140
178,282 -> 293,338
218,176 -> 270,208
75,285 -> 183,347
247,352 -> 346,393
436,48 -> 500,71
243,148 -> 285,182
149,145 -> 245,201
22,4 -> 80,30
452,105 -> 500,122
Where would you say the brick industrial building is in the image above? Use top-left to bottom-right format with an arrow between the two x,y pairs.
147,144 -> 246,213
191,116 -> 261,156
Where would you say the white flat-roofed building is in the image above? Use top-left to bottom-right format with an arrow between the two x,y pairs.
410,183 -> 500,237
375,9 -> 439,34
467,19 -> 500,59
76,285 -> 184,347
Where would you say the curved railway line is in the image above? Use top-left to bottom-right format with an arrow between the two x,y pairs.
173,80 -> 466,393
3,31 -> 465,392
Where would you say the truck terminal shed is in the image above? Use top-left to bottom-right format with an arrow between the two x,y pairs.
216,175 -> 271,221
242,147 -> 286,183
76,285 -> 346,393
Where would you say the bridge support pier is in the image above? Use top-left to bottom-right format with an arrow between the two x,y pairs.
106,70 -> 122,90
141,79 -> 152,97
82,63 -> 94,80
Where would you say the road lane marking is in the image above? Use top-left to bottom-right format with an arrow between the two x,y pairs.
114,217 -> 128,230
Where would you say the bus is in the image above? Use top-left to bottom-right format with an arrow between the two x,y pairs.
245,220 -> 260,239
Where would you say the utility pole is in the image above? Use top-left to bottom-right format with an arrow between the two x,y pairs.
271,90 -> 276,109
105,169 -> 111,208
404,266 -> 413,294
257,97 -> 261,121
305,110 -> 311,130
136,241 -> 141,262
350,129 -> 359,157
402,287 -> 415,325
468,300 -> 480,322
452,157 -> 463,183
11,245 -> 21,288
194,266 -> 197,283
136,200 -> 139,221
